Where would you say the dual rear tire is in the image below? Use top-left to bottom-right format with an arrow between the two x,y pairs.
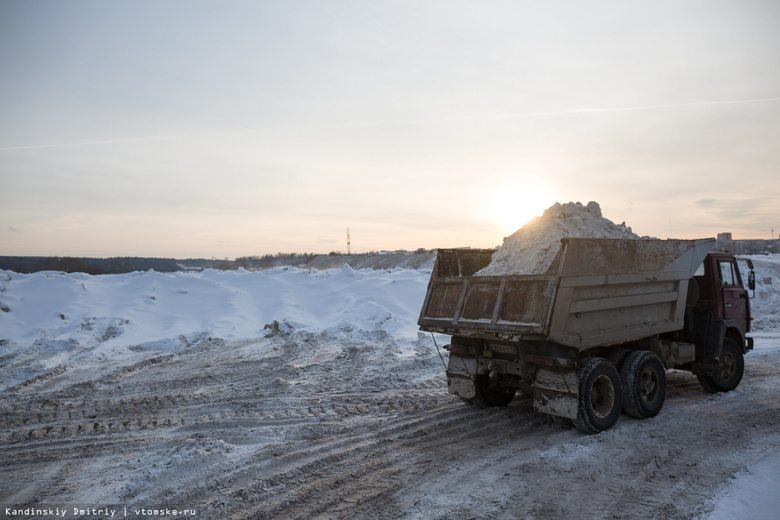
574,351 -> 667,434
620,350 -> 666,420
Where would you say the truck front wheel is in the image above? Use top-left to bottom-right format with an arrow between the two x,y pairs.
697,338 -> 744,393
621,351 -> 666,419
472,374 -> 516,407
574,358 -> 623,434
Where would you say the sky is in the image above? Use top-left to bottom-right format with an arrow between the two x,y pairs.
1,0 -> 779,259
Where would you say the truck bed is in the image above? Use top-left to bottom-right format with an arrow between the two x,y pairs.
418,238 -> 716,349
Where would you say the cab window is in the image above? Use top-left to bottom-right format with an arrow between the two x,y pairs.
719,261 -> 738,287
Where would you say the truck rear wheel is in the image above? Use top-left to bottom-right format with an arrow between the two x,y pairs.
697,338 -> 744,393
607,348 -> 632,373
620,351 -> 666,419
472,374 -> 516,408
573,358 -> 623,434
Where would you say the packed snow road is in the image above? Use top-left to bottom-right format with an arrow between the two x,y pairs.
1,261 -> 779,519
2,335 -> 779,520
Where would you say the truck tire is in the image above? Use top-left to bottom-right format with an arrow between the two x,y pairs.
620,351 -> 666,419
697,338 -> 744,393
472,374 -> 516,408
573,358 -> 623,434
607,348 -> 632,373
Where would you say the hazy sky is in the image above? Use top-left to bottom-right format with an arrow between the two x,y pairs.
2,0 -> 779,258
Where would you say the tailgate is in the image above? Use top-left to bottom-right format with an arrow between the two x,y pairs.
418,274 -> 556,336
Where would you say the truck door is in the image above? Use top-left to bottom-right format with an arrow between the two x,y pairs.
718,259 -> 749,333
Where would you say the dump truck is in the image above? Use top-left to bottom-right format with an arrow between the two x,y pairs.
418,238 -> 756,433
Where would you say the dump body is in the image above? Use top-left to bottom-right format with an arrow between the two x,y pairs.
418,238 -> 717,350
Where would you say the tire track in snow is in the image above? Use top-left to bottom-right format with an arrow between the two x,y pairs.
2,335 -> 779,519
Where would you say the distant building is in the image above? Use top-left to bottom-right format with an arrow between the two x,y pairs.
716,233 -> 779,255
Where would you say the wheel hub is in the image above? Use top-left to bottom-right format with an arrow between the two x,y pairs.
591,374 -> 615,419
639,367 -> 659,403
718,352 -> 736,381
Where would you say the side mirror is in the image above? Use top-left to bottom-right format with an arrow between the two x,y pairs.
748,270 -> 756,291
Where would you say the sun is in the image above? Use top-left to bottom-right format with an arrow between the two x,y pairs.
487,183 -> 554,233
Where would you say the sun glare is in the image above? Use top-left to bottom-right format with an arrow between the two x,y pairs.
488,184 -> 554,234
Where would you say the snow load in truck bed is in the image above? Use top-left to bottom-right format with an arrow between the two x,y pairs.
476,201 -> 652,276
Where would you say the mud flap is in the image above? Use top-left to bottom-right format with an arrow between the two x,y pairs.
533,390 -> 578,420
448,376 -> 476,400
446,355 -> 478,400
532,368 -> 578,420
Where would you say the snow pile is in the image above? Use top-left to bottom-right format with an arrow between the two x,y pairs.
0,265 -> 433,391
476,201 -> 642,276
741,255 -> 780,332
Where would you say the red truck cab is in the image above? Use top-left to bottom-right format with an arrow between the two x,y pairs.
685,251 -> 754,392
693,252 -> 753,346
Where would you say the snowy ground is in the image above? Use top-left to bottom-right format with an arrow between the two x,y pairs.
1,255 -> 779,519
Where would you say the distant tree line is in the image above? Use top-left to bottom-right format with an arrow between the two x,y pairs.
232,252 -> 318,269
0,257 -> 182,274
0,249 -> 433,274
0,253 -> 319,274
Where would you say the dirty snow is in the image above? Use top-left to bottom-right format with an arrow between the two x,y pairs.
0,256 -> 779,519
476,201 -> 646,276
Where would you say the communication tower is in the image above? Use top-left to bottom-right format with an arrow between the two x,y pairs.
347,227 -> 351,255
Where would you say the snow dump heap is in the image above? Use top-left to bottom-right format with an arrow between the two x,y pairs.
476,201 -> 643,276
